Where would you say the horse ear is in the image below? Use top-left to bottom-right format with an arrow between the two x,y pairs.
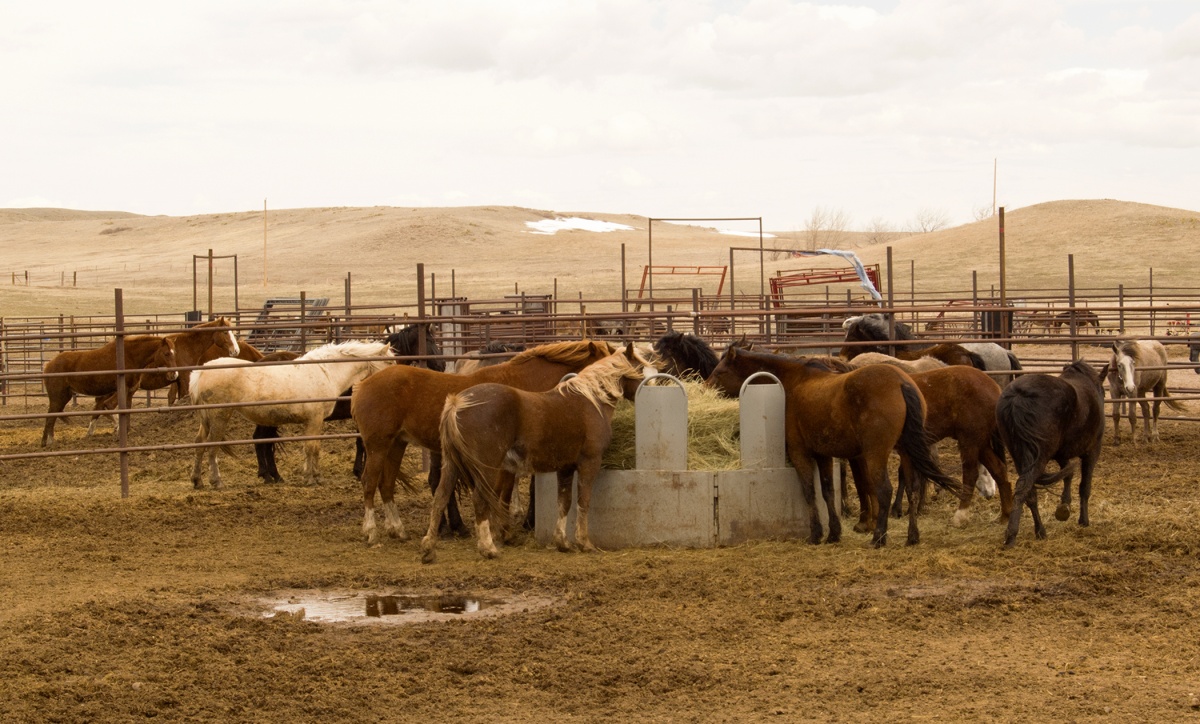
588,341 -> 599,356
623,340 -> 635,361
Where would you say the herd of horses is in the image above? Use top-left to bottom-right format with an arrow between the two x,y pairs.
35,313 -> 1191,556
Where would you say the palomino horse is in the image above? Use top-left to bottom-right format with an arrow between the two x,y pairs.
249,325 -> 446,483
41,335 -> 179,447
189,340 -> 394,488
1107,339 -> 1186,445
706,346 -> 959,547
996,360 -> 1107,547
421,344 -> 652,562
653,331 -> 719,381
351,340 -> 616,545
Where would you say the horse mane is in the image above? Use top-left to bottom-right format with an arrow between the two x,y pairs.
300,340 -> 393,360
385,324 -> 445,372
847,313 -> 917,342
558,347 -> 647,411
509,340 -> 615,367
797,355 -> 853,373
654,331 -> 719,379
1113,339 -> 1145,362
478,341 -> 526,354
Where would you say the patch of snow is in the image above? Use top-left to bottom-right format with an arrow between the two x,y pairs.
526,217 -> 635,235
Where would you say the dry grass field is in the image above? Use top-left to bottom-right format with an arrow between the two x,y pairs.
3,199 -> 1200,721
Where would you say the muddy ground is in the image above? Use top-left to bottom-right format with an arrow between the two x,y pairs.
2,400 -> 1200,722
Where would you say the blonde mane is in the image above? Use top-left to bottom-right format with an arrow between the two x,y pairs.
300,340 -> 393,361
508,339 -> 616,367
557,346 -> 651,411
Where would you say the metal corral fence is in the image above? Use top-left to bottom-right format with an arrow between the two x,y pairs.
4,285 -> 1200,495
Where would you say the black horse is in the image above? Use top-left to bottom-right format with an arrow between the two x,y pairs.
995,359 -> 1108,548
653,331 -> 719,381
253,324 -> 445,484
1189,334 -> 1200,374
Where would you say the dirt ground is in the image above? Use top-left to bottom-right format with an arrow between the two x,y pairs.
3,386 -> 1200,723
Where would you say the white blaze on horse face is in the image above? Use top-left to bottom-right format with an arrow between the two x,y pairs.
225,330 -> 240,358
1117,354 -> 1136,396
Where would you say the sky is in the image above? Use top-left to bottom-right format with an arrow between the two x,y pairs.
2,0 -> 1198,231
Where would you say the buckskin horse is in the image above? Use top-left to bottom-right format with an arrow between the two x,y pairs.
189,340 -> 394,489
351,339 -> 616,545
705,345 -> 959,547
421,344 -> 652,562
41,334 -> 179,447
995,359 -> 1107,547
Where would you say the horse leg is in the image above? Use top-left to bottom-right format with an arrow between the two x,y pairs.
815,456 -> 840,544
1054,457 -> 1075,522
1125,397 -> 1138,444
473,478 -> 501,559
379,440 -> 410,541
788,450 -> 821,544
190,411 -> 211,489
1077,454 -> 1098,527
1138,397 -> 1153,444
495,471 -> 521,544
205,412 -> 229,489
523,475 -> 536,531
890,456 -> 911,519
982,445 -> 1013,521
429,452 -> 469,538
358,435 -> 395,545
86,394 -> 116,437
420,452 -> 461,563
867,453 -> 894,548
41,383 -> 73,447
252,426 -> 281,483
1004,463 -> 1046,548
1110,398 -> 1122,446
352,435 -> 366,479
951,445 -> 982,527
1150,388 -> 1162,443
552,469 -> 575,552
847,458 -> 873,534
838,459 -> 853,520
301,423 -> 322,486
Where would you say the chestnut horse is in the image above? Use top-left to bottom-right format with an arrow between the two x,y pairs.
91,317 -> 241,416
351,339 -> 616,545
996,360 -> 1107,547
41,335 -> 179,447
421,344 -> 652,562
706,346 -> 959,547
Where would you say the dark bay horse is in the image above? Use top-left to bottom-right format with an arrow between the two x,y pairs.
250,325 -> 446,483
840,313 -> 988,369
351,339 -> 616,545
41,335 -> 179,446
706,346 -> 959,547
654,331 -> 719,381
421,344 -> 651,562
995,360 -> 1107,547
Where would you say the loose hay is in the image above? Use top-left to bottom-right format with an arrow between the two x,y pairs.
602,379 -> 742,470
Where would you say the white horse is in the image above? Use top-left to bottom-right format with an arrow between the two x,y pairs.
959,342 -> 1023,387
1107,339 -> 1186,444
189,340 -> 394,488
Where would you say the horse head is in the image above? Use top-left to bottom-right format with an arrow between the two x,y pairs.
1107,343 -> 1137,397
212,316 -> 241,358
158,337 -> 180,381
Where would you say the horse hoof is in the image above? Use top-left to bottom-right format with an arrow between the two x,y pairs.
853,521 -> 871,534
1054,504 -> 1071,522
952,509 -> 971,528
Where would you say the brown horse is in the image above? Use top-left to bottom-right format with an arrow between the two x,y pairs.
996,360 -> 1108,547
706,346 -> 959,547
41,335 -> 179,446
92,317 -> 241,413
421,344 -> 651,562
351,339 -> 616,545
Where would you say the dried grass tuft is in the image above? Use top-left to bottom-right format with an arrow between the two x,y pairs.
603,379 -> 742,470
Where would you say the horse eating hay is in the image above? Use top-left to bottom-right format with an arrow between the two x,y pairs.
421,344 -> 653,562
705,345 -> 959,547
653,331 -> 719,381
995,359 -> 1107,547
189,340 -> 394,488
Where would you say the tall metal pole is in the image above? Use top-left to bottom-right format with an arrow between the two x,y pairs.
416,264 -> 428,363
114,289 -> 130,498
263,199 -> 268,286
999,206 -> 1009,345
886,246 -> 896,357
207,248 -> 214,319
1068,255 -> 1078,360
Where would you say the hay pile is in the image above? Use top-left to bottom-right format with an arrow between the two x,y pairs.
602,379 -> 742,470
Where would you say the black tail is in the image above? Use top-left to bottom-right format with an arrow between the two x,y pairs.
995,390 -> 1044,473
1006,352 -> 1023,371
896,381 -> 960,495
989,427 -> 1007,467
966,351 -> 988,372
1034,460 -> 1079,487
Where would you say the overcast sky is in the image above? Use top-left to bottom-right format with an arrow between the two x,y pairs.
3,1 -> 1197,230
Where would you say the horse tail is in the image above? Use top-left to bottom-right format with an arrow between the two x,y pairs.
995,390 -> 1044,473
1034,460 -> 1079,487
1160,384 -> 1188,412
438,392 -> 489,498
989,427 -> 1007,467
1006,352 -> 1023,371
896,380 -> 961,496
966,350 -> 988,372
